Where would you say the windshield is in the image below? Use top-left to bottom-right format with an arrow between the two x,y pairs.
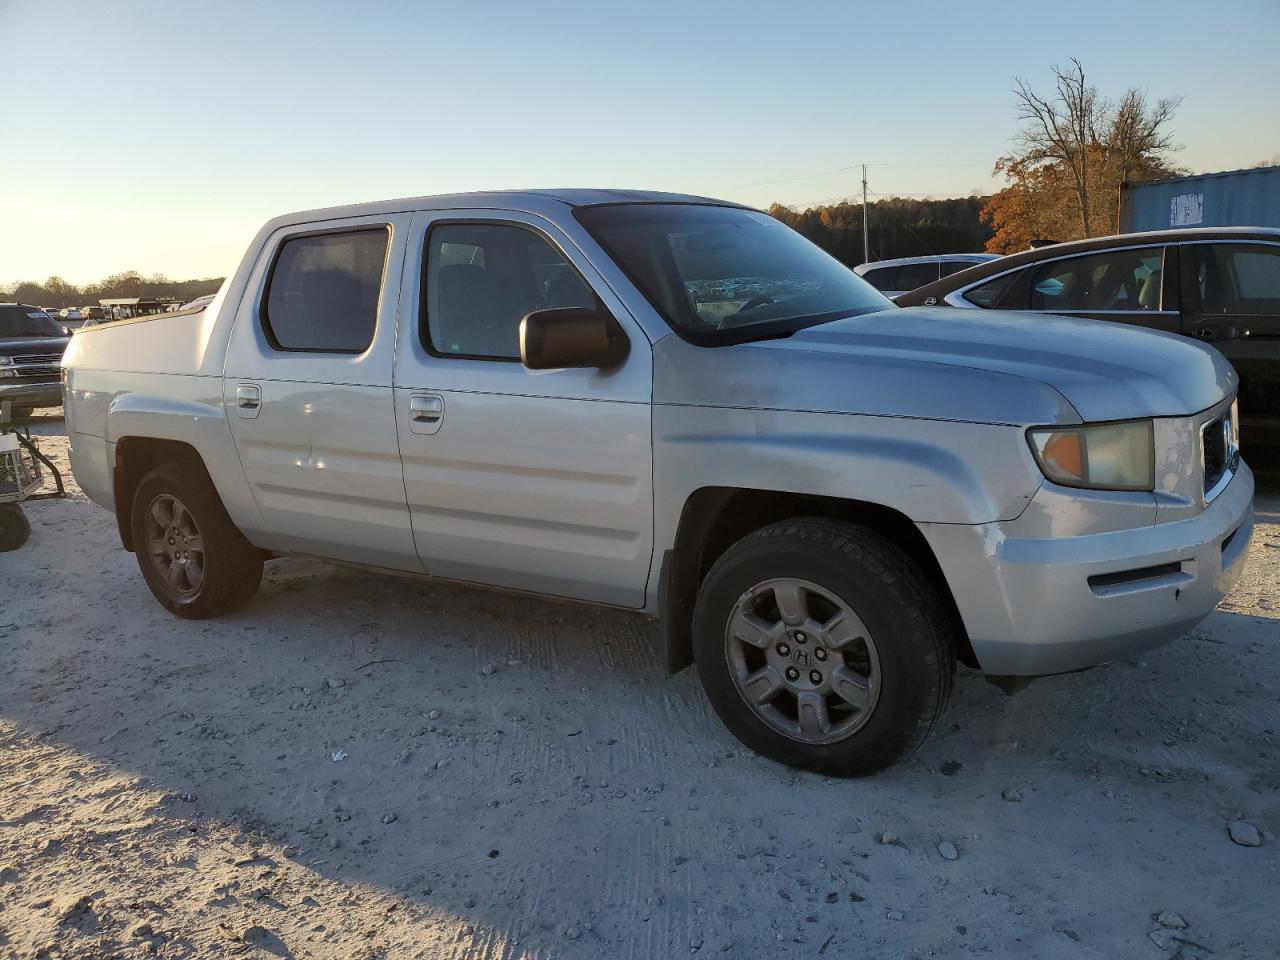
575,203 -> 892,344
0,305 -> 65,339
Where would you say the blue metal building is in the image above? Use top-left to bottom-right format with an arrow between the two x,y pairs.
1120,164 -> 1280,232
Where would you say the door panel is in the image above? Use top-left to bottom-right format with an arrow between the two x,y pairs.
222,214 -> 421,572
393,210 -> 654,607
1180,241 -> 1280,441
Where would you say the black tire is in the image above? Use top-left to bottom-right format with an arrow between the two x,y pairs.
0,503 -> 31,552
692,518 -> 955,777
130,463 -> 264,618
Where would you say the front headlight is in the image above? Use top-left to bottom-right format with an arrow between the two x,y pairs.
0,355 -> 13,365
1028,420 -> 1154,491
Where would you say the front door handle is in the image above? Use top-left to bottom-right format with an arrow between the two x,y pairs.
235,383 -> 262,419
408,392 -> 445,435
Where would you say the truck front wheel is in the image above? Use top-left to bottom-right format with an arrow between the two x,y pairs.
130,464 -> 264,618
692,518 -> 955,776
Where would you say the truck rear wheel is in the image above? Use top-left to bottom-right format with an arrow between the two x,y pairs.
130,464 -> 263,618
692,518 -> 955,776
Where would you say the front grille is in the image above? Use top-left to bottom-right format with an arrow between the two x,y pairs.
12,353 -> 63,364
12,369 -> 58,381
1202,414 -> 1229,494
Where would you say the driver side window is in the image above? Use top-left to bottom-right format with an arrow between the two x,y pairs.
422,223 -> 596,360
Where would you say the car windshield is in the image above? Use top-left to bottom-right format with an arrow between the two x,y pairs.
0,305 -> 65,338
575,204 -> 893,344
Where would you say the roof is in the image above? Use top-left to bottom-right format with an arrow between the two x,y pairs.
896,226 -> 1280,306
262,188 -> 742,231
99,297 -> 181,305
1127,164 -> 1280,188
854,253 -> 998,272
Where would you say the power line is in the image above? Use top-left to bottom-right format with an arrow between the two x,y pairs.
728,166 -> 857,190
733,160 -> 993,192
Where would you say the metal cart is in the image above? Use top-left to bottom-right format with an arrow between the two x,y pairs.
0,400 -> 67,552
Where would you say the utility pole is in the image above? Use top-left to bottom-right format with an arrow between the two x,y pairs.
861,164 -> 870,264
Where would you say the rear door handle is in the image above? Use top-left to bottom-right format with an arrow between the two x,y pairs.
235,383 -> 261,419
1195,324 -> 1249,341
408,392 -> 445,435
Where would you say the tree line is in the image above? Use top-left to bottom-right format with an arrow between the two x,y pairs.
768,196 -> 993,265
1,272 -> 224,310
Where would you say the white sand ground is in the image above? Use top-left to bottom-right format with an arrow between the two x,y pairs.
1,411 -> 1276,959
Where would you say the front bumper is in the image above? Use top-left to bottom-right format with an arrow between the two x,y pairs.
0,379 -> 63,409
922,460 -> 1255,676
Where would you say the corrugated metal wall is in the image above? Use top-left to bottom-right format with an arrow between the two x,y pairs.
1121,165 -> 1280,232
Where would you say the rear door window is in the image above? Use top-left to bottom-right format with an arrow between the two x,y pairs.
940,260 -> 977,278
892,262 -> 940,292
263,228 -> 389,352
859,267 -> 895,292
1027,248 -> 1165,311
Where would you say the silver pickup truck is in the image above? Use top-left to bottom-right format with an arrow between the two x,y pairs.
63,190 -> 1254,775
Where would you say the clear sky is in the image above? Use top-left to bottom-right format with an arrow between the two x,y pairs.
2,0 -> 1278,286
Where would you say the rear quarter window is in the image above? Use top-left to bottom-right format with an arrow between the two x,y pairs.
963,270 -> 1020,308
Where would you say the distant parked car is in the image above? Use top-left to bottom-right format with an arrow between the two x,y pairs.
854,254 -> 1002,298
180,294 -> 216,312
81,306 -> 107,321
896,227 -> 1280,450
0,303 -> 71,416
59,308 -> 83,322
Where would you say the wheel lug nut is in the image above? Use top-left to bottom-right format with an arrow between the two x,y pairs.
785,667 -> 800,682
809,670 -> 823,684
794,632 -> 807,644
776,642 -> 790,656
814,648 -> 827,661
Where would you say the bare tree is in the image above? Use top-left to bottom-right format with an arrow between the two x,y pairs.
1107,89 -> 1182,188
1012,59 -> 1101,236
1007,61 -> 1181,238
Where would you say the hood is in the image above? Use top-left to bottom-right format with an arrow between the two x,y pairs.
653,307 -> 1235,425
0,335 -> 71,356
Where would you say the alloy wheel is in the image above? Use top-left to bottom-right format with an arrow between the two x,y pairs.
724,577 -> 881,744
144,493 -> 205,598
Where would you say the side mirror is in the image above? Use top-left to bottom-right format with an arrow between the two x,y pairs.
62,327 -> 72,337
519,307 -> 630,370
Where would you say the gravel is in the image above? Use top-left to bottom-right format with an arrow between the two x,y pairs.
1,419 -> 1277,959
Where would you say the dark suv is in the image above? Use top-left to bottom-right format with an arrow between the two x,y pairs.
897,228 -> 1280,450
0,304 -> 71,416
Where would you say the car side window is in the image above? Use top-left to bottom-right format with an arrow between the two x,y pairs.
859,267 -> 894,292
422,222 -> 596,360
262,228 -> 389,353
1190,244 -> 1280,315
893,262 -> 940,292
963,270 -> 1020,308
939,260 -> 975,278
1027,248 -> 1164,311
